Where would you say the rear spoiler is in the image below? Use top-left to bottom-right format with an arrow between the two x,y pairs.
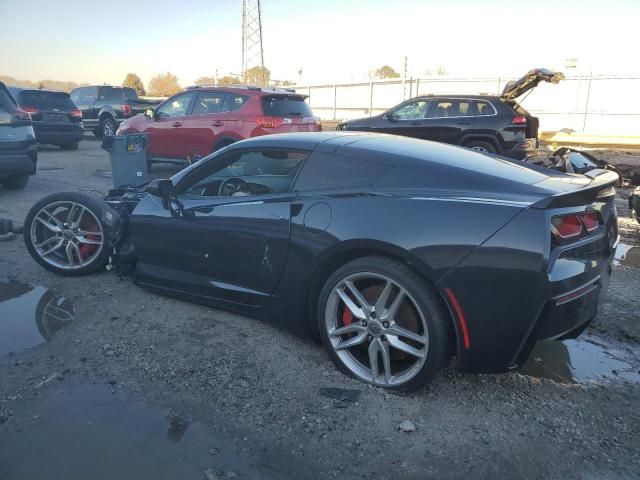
532,169 -> 619,209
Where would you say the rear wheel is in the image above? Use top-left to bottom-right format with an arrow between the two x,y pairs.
100,116 -> 116,138
318,256 -> 450,392
59,143 -> 79,151
1,174 -> 29,190
24,192 -> 110,276
464,140 -> 496,154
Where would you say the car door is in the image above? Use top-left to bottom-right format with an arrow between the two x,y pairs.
129,148 -> 309,306
179,90 -> 230,160
145,91 -> 196,160
375,98 -> 431,139
420,98 -> 474,144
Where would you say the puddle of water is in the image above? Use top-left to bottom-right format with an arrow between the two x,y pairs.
519,338 -> 640,384
0,384 -> 293,480
0,279 -> 74,356
614,242 -> 640,268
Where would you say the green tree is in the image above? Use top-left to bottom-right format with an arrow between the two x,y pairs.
375,65 -> 400,79
244,66 -> 270,86
122,73 -> 146,96
147,72 -> 181,97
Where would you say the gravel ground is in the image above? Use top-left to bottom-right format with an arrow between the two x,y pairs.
0,138 -> 639,480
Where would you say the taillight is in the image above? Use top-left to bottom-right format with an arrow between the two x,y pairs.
121,104 -> 132,116
511,115 -> 527,124
581,212 -> 600,232
254,116 -> 285,128
11,110 -> 31,122
21,106 -> 39,114
551,215 -> 583,239
70,109 -> 82,118
551,212 -> 601,241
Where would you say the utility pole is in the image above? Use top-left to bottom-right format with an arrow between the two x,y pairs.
402,56 -> 408,100
241,0 -> 265,85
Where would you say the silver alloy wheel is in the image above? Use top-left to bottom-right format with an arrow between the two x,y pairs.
30,201 -> 105,270
325,272 -> 429,387
103,119 -> 115,136
471,146 -> 489,153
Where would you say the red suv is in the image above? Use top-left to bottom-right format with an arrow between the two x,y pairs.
117,86 -> 321,165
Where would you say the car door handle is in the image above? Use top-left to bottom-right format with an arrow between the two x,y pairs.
172,122 -> 182,127
457,121 -> 471,125
211,121 -> 224,127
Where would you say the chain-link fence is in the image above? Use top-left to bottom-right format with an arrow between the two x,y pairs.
295,76 -> 640,137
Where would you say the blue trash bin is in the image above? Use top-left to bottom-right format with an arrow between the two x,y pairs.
101,133 -> 149,188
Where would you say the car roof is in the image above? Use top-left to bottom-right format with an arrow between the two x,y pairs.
185,85 -> 302,96
415,94 -> 500,100
9,87 -> 69,95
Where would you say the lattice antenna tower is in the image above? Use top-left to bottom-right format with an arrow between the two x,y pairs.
241,0 -> 265,84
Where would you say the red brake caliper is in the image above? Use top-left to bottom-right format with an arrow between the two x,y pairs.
342,307 -> 354,337
79,224 -> 100,258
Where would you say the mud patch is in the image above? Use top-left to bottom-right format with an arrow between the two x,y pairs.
0,279 -> 73,356
0,383 -> 283,480
519,338 -> 640,384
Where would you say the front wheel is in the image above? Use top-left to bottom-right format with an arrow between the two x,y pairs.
318,256 -> 451,392
24,192 -> 110,276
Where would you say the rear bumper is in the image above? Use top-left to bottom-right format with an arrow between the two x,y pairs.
0,145 -> 38,177
502,138 -> 538,160
34,124 -> 84,144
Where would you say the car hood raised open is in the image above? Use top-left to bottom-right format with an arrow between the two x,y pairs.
501,68 -> 565,101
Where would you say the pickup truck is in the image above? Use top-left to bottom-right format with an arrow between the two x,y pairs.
70,86 -> 159,138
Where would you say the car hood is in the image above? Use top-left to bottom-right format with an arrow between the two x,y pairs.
338,115 -> 380,128
501,68 -> 565,101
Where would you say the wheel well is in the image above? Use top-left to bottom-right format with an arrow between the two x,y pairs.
306,248 -> 457,353
99,112 -> 115,123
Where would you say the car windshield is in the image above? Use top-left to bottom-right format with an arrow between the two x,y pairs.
18,91 -> 75,110
261,95 -> 312,117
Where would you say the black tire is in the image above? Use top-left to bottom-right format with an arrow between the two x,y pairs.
464,140 -> 496,154
100,116 -> 116,138
317,256 -> 451,392
1,174 -> 29,190
59,143 -> 79,151
23,191 -> 110,277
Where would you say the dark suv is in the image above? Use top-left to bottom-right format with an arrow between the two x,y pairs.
337,69 -> 564,159
70,86 -> 158,138
9,87 -> 84,150
0,82 -> 37,190
117,85 -> 321,165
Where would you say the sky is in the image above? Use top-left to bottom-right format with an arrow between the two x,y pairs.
1,0 -> 640,87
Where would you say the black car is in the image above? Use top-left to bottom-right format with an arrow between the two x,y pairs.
9,87 -> 84,150
70,86 -> 158,138
337,69 -> 565,159
0,82 -> 37,190
23,132 -> 618,391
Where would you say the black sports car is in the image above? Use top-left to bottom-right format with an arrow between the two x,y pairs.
23,132 -> 619,391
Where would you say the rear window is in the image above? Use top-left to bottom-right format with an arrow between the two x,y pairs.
261,95 -> 312,117
98,87 -> 126,101
18,91 -> 75,110
123,88 -> 138,100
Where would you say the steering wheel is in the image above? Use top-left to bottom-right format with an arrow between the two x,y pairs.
218,177 -> 253,197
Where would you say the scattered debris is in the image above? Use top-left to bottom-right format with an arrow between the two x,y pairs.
34,373 -> 59,389
319,387 -> 361,408
204,468 -> 220,480
398,420 -> 416,432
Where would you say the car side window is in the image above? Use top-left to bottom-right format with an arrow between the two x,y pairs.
192,92 -> 228,115
157,93 -> 195,118
179,150 -> 308,198
426,99 -> 472,118
228,94 -> 249,112
474,100 -> 496,116
391,99 -> 430,120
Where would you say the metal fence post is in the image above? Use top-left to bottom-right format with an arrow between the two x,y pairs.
333,84 -> 337,121
582,74 -> 593,133
409,77 -> 413,98
496,77 -> 501,94
308,86 -> 311,106
415,78 -> 420,96
369,81 -> 374,117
